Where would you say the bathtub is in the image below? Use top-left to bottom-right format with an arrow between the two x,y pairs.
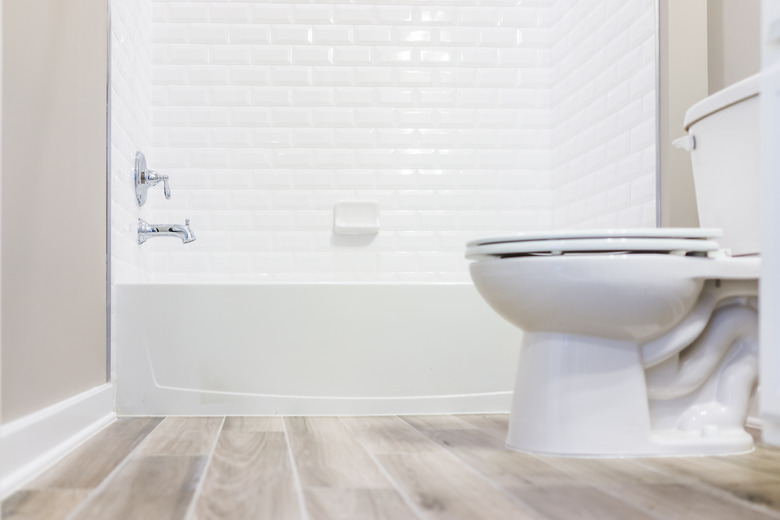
115,284 -> 521,416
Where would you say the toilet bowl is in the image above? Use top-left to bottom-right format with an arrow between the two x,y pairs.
467,74 -> 762,456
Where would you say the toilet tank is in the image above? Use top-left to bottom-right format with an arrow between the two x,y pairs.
683,74 -> 760,256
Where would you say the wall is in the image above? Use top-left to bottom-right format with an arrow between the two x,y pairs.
550,0 -> 657,229
1,0 -> 108,422
707,0 -> 760,94
658,0 -> 707,228
111,0 -> 658,284
144,0 -> 555,283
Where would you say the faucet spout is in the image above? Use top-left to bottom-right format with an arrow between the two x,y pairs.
138,218 -> 196,244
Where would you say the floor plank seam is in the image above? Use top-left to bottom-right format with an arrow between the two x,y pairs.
62,418 -> 165,520
631,457 -> 780,519
282,416 -> 311,520
398,416 -> 549,519
337,416 -> 429,520
182,416 -> 226,520
533,455 -> 681,520
450,414 -> 506,441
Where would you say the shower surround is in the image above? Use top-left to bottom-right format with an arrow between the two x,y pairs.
111,0 -> 657,415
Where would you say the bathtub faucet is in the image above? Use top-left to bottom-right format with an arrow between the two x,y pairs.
137,218 -> 196,245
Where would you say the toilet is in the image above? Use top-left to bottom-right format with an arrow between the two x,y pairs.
467,74 -> 762,457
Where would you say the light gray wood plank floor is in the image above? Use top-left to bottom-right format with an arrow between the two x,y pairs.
3,415 -> 780,520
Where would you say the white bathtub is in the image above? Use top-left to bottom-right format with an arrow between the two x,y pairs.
115,284 -> 521,416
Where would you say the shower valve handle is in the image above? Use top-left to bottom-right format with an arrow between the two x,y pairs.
145,170 -> 171,199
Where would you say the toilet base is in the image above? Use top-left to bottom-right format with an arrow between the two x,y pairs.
507,429 -> 754,458
506,332 -> 755,457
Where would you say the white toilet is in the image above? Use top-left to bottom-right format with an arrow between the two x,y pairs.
467,74 -> 762,457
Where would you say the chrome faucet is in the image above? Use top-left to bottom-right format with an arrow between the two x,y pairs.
138,218 -> 196,244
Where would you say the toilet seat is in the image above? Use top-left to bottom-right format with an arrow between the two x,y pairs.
466,237 -> 721,259
467,228 -> 722,247
466,228 -> 724,260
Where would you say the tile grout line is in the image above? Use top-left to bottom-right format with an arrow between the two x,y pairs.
63,418 -> 165,520
282,416 -> 311,520
337,415 -> 429,520
398,415 -> 552,520
183,416 -> 227,520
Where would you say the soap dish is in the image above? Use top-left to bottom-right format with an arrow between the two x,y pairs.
333,201 -> 380,235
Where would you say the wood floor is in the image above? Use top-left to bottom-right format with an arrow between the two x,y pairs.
4,415 -> 780,520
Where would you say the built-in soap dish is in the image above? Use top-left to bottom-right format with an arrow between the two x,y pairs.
333,201 -> 380,235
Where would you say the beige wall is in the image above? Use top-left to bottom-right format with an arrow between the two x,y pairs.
707,0 -> 761,94
659,0 -> 708,228
659,0 -> 761,228
1,0 -> 108,423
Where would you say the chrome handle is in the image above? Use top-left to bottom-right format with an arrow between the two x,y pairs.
134,151 -> 171,206
145,170 -> 171,200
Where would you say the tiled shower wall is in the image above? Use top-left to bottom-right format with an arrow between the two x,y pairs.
112,0 -> 657,283
550,0 -> 657,228
111,0 -> 154,282
146,0 -> 554,282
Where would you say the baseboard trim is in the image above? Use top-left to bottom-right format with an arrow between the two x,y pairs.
0,383 -> 115,499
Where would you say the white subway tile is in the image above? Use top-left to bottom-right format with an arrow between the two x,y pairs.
459,7 -> 498,27
267,68 -> 311,86
166,45 -> 209,64
354,27 -> 393,45
460,48 -> 499,67
167,4 -> 209,23
313,108 -> 354,127
293,5 -> 333,25
230,66 -> 268,85
292,46 -> 332,65
231,108 -> 271,127
210,46 -> 251,65
253,129 -> 292,147
271,26 -> 312,45
188,24 -> 229,44
252,88 -> 292,106
420,8 -> 457,25
312,67 -> 353,86
273,150 -> 314,168
334,128 -> 375,147
376,48 -> 415,65
251,5 -> 293,24
250,46 -> 291,65
397,28 -> 435,44
334,6 -> 374,25
229,25 -> 270,44
209,4 -> 251,24
355,67 -> 394,85
312,26 -> 352,45
188,65 -> 229,85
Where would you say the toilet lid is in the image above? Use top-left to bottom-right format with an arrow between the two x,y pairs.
465,237 -> 721,260
467,228 -> 722,247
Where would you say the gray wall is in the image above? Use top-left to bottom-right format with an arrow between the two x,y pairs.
1,0 -> 108,423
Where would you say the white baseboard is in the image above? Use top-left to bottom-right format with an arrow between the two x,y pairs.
0,383 -> 115,499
